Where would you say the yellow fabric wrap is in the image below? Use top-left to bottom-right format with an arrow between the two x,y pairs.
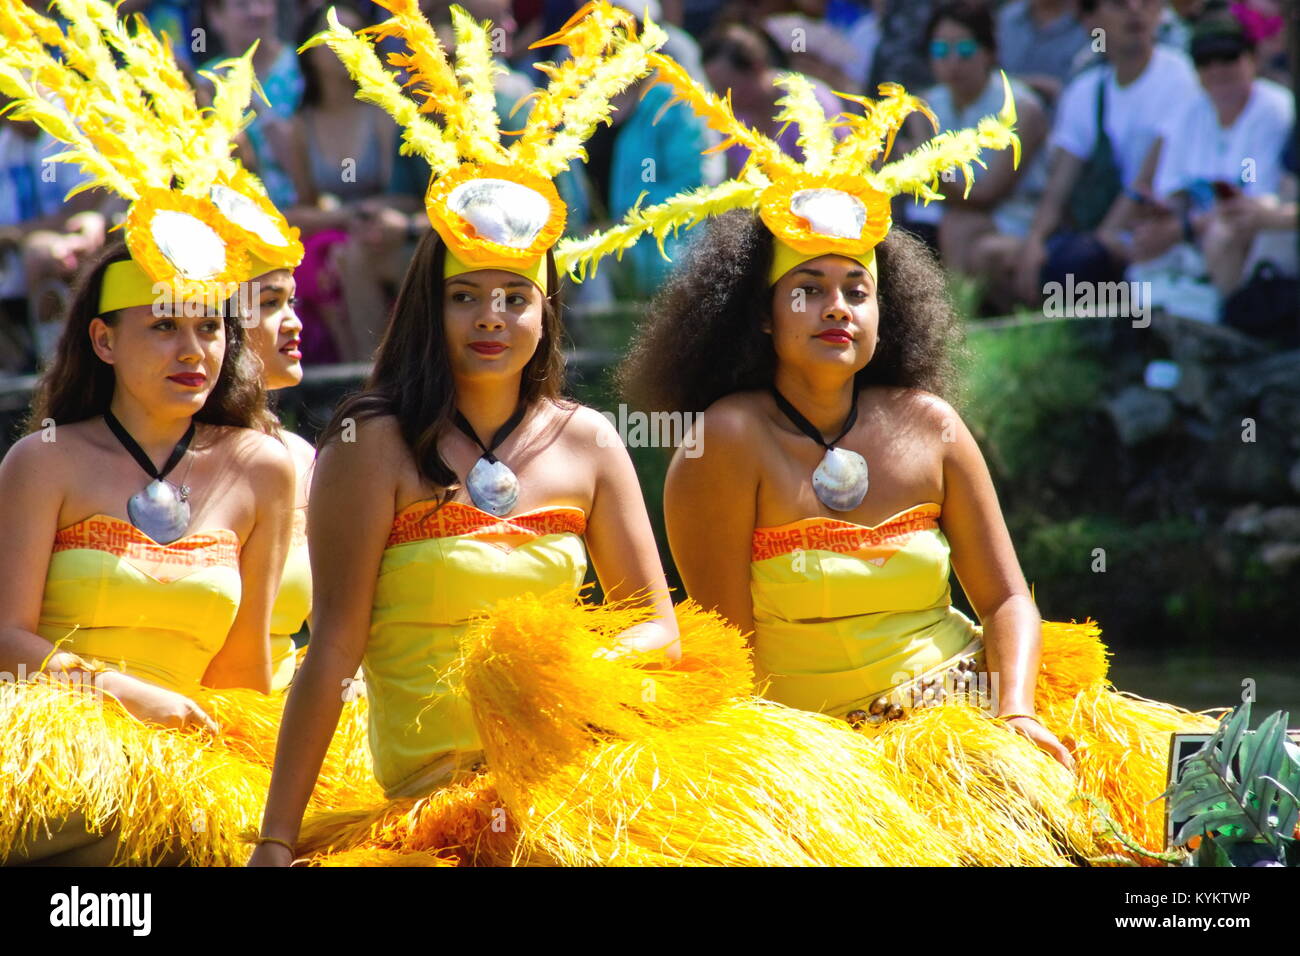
362,509 -> 588,798
444,244 -> 551,293
443,245 -> 549,294
100,255 -> 294,314
268,509 -> 311,693
766,237 -> 877,287
0,515 -> 379,864
37,537 -> 242,698
749,504 -> 1221,863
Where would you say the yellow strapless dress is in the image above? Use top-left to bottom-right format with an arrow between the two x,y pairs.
750,503 -> 1220,862
2,515 -> 269,865
2,513 -> 378,866
363,500 -> 589,798
268,506 -> 310,692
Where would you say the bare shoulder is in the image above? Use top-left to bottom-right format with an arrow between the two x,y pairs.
550,400 -> 614,446
869,386 -> 961,429
281,429 -> 317,474
0,429 -> 67,481
697,391 -> 769,450
218,427 -> 296,487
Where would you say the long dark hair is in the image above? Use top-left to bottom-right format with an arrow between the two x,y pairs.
26,240 -> 277,436
296,0 -> 365,110
617,211 -> 964,414
316,229 -> 569,503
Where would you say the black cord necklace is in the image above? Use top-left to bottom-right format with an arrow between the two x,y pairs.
454,402 -> 527,517
104,408 -> 197,543
770,384 -> 869,512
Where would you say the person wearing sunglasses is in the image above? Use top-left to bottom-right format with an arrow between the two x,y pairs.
896,1 -> 1049,311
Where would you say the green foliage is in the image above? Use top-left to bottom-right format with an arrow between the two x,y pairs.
1162,702 -> 1300,866
962,318 -> 1106,481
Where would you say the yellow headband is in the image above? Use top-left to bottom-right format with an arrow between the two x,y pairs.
768,238 -> 877,287
99,254 -> 292,313
443,245 -> 549,294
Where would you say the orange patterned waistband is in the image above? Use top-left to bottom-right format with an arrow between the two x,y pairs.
53,514 -> 241,580
387,500 -> 588,548
751,504 -> 940,562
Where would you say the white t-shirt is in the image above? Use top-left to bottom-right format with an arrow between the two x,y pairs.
1153,78 -> 1294,199
1050,46 -> 1200,188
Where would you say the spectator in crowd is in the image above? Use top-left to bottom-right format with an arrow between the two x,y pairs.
285,1 -> 403,363
1013,0 -> 1199,306
898,2 -> 1049,310
868,0 -> 935,92
995,0 -> 1090,107
1118,11 -> 1293,304
0,111 -> 102,373
199,0 -> 304,210
701,21 -> 847,180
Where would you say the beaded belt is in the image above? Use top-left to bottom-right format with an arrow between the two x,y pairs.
844,642 -> 991,728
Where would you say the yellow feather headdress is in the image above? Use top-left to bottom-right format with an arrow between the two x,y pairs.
555,56 -> 1022,284
300,0 -> 667,286
0,0 -> 303,308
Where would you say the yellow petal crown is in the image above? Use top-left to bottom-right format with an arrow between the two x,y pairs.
300,0 -> 667,271
554,58 -> 1022,282
0,0 -> 303,307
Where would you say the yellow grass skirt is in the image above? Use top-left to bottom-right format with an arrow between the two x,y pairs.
0,672 -> 377,866
301,596 -> 1210,866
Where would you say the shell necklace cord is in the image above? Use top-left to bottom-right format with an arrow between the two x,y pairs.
103,407 -> 197,544
769,384 -> 869,512
454,402 -> 528,517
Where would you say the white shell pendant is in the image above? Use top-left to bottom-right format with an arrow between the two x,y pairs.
813,446 -> 869,512
466,456 -> 519,517
127,479 -> 191,544
789,188 -> 867,240
447,179 -> 551,249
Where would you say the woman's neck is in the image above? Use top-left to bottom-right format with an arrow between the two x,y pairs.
106,393 -> 195,469
771,368 -> 857,439
454,377 -> 526,442
951,72 -> 991,113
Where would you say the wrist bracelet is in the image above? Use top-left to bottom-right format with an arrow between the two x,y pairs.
257,836 -> 296,854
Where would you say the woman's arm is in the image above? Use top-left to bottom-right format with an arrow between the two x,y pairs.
583,410 -> 679,657
0,436 -> 84,677
250,417 -> 398,865
935,400 -> 1073,770
201,434 -> 295,692
662,404 -> 760,642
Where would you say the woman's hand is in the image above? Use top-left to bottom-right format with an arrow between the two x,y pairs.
1002,715 -> 1075,772
595,620 -> 682,662
100,671 -> 219,733
246,842 -> 296,867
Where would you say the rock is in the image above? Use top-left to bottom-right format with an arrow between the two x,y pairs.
1258,388 -> 1300,435
1224,503 -> 1265,535
1104,386 -> 1176,446
1258,542 -> 1300,575
1259,506 -> 1300,541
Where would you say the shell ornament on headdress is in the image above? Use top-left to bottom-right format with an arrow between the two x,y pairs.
554,54 -> 1022,285
0,0 -> 303,308
301,0 -> 668,290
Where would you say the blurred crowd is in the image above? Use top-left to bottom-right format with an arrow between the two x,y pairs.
1,0 -> 1297,377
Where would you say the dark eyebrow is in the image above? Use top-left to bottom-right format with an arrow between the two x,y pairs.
793,267 -> 866,279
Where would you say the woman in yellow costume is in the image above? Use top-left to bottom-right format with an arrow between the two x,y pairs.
243,274 -> 313,693
250,0 -> 964,869
0,0 -> 372,865
565,59 -> 1223,863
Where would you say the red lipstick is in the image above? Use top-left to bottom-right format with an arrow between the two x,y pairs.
168,372 -> 207,387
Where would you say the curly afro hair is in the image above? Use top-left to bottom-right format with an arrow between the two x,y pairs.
616,210 -> 966,414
